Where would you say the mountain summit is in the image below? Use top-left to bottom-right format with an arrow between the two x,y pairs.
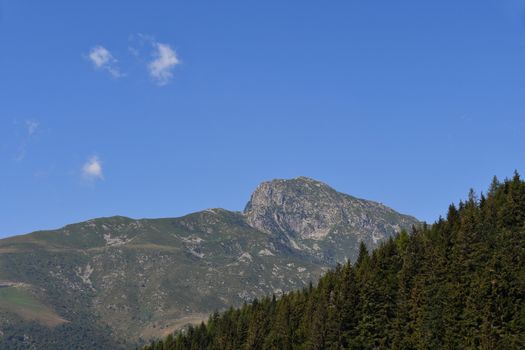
245,177 -> 417,262
0,177 -> 418,349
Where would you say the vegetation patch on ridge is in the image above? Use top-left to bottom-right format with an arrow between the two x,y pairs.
0,286 -> 67,327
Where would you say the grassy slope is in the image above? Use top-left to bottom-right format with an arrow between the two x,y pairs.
0,286 -> 66,327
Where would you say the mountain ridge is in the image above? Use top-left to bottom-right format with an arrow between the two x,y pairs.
4,177 -> 417,241
0,177 -> 418,349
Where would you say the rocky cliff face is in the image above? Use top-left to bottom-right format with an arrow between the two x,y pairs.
0,177 -> 418,349
245,177 -> 418,262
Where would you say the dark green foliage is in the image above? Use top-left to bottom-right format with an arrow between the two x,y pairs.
0,318 -> 126,350
144,174 -> 525,350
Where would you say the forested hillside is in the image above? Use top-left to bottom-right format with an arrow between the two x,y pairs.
145,174 -> 525,349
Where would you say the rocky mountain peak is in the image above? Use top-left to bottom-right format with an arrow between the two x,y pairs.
244,177 -> 418,243
244,177 -> 334,211
244,177 -> 356,240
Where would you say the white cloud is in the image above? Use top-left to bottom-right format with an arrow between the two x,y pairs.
15,119 -> 39,161
87,46 -> 123,78
82,156 -> 104,180
25,120 -> 39,135
148,43 -> 180,85
89,46 -> 112,67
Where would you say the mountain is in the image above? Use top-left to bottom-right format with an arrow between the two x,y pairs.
0,177 -> 418,349
245,177 -> 416,263
144,174 -> 525,350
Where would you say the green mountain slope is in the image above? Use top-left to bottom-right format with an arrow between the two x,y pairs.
144,174 -> 525,350
0,177 -> 417,349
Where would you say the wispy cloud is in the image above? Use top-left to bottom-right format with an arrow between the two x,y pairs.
128,46 -> 140,58
25,120 -> 39,135
148,43 -> 180,86
82,156 -> 104,181
88,36 -> 180,85
15,119 -> 39,161
87,46 -> 123,78
88,46 -> 112,67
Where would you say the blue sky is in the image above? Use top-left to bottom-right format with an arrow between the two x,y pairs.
1,0 -> 524,237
